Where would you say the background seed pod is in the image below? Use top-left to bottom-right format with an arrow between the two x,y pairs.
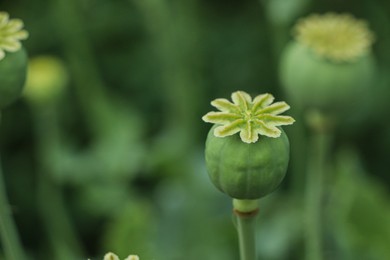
279,42 -> 376,116
23,55 -> 68,105
205,125 -> 290,199
0,48 -> 28,109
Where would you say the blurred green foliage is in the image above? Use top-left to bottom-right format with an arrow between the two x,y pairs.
0,0 -> 390,259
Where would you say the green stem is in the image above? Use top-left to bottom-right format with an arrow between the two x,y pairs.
233,199 -> 259,260
37,174 -> 84,259
133,0 -> 203,138
53,0 -> 115,137
0,115 -> 26,260
304,113 -> 332,260
33,107 -> 85,259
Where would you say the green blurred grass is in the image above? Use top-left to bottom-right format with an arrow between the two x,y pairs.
0,0 -> 390,259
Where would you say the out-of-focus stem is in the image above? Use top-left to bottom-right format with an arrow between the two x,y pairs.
0,115 -> 26,260
53,0 -> 114,137
33,106 -> 85,259
133,0 -> 202,138
304,112 -> 333,260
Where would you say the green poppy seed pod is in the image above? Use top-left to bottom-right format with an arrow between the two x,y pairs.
205,125 -> 290,199
0,48 -> 28,108
202,91 -> 294,199
280,42 -> 375,113
280,13 -> 376,115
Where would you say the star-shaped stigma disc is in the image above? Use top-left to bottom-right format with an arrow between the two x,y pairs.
294,13 -> 374,62
202,91 -> 295,143
0,12 -> 29,60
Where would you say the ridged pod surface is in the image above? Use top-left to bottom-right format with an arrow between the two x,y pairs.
0,48 -> 27,108
280,42 -> 375,114
205,125 -> 290,199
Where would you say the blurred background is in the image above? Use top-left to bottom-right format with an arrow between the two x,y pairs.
1,0 -> 390,259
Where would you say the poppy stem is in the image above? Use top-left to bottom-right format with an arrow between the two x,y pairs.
304,111 -> 333,260
233,199 -> 259,260
0,115 -> 26,260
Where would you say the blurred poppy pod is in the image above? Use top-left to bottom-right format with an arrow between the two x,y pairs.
0,48 -> 28,108
280,13 -> 376,115
205,125 -> 290,199
24,55 -> 68,105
